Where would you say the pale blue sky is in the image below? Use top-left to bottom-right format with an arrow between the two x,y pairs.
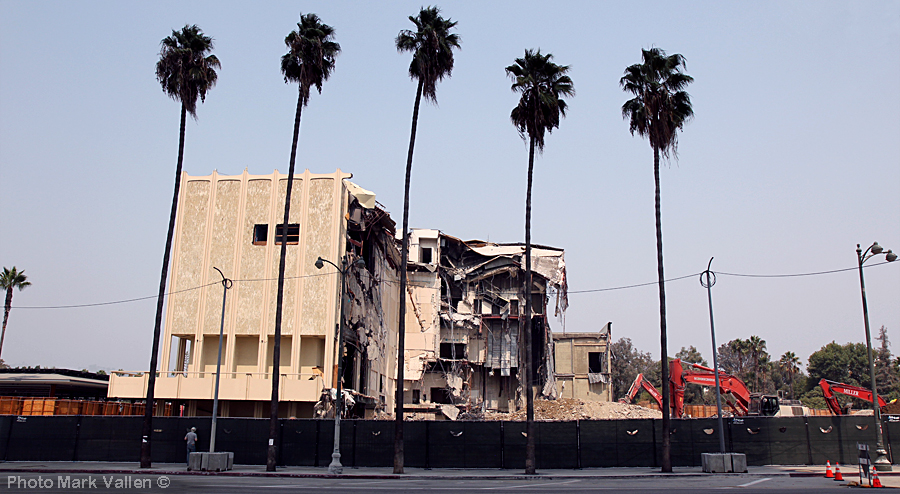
1,0 -> 897,373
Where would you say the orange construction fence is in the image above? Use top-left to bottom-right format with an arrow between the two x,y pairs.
0,396 -> 173,417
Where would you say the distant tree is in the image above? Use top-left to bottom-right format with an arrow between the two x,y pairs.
145,24 -> 220,469
875,326 -> 899,402
393,6 -> 459,473
717,338 -> 752,382
675,345 -> 706,366
611,338 -> 658,400
0,358 -> 9,369
779,351 -> 801,400
621,47 -> 693,473
1,267 -> 31,360
806,341 -> 870,409
748,335 -> 767,392
507,48 -> 574,475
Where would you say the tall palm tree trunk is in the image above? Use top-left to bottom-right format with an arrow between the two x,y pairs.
268,86 -> 304,472
141,103 -> 187,469
394,78 -> 423,475
523,134 -> 536,475
1,287 -> 13,359
654,145 -> 672,473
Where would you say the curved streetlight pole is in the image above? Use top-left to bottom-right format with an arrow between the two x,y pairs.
857,241 -> 897,472
210,267 -> 232,454
316,255 -> 364,475
700,258 -> 727,454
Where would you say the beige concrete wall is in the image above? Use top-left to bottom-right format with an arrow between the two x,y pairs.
116,170 -> 354,405
553,335 -> 612,402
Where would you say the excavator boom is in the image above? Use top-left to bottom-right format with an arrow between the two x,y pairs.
669,358 -> 773,417
819,379 -> 887,415
625,373 -> 663,409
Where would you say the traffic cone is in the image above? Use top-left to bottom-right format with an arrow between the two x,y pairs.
833,462 -> 843,481
872,466 -> 883,488
825,460 -> 833,478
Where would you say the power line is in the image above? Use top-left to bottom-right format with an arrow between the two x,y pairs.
12,260 -> 896,309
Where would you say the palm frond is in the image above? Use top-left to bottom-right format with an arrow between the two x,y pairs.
506,49 -> 574,152
156,25 -> 219,118
619,47 -> 694,160
395,6 -> 460,104
282,13 -> 341,107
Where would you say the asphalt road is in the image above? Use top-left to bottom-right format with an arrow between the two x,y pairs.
1,472 -> 855,493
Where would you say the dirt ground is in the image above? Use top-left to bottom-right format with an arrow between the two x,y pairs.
482,398 -> 662,421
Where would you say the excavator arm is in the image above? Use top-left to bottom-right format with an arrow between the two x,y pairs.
625,373 -> 663,409
819,379 -> 887,415
669,358 -> 753,417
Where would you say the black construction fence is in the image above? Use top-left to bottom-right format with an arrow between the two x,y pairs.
1,414 -> 899,468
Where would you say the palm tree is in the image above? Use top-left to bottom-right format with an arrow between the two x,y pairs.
144,25 -> 219,469
748,335 -> 766,392
620,47 -> 693,473
268,13 -> 340,472
507,49 -> 574,475
780,351 -> 800,399
394,6 -> 459,474
1,267 -> 31,360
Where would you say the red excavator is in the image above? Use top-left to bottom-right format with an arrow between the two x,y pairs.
622,373 -> 664,408
621,359 -> 779,417
669,358 -> 780,417
819,379 -> 887,415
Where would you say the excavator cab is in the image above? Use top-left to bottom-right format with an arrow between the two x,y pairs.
749,394 -> 780,416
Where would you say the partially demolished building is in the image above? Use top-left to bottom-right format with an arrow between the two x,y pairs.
109,170 -> 402,418
402,229 -> 568,418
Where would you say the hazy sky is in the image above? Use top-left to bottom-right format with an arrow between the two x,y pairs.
1,0 -> 897,374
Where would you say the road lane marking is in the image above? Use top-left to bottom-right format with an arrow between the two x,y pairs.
737,478 -> 771,487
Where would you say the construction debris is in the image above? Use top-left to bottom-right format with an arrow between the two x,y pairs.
483,398 -> 662,421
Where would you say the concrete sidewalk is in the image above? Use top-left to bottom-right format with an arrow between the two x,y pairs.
0,461 -> 882,481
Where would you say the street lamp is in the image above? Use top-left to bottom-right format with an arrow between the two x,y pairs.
210,267 -> 232,454
857,241 -> 896,472
700,258 -> 727,454
315,255 -> 364,475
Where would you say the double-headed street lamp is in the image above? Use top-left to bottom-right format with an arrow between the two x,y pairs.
857,241 -> 897,472
315,255 -> 364,475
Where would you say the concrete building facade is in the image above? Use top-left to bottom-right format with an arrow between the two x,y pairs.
108,170 -> 401,418
552,323 -> 613,402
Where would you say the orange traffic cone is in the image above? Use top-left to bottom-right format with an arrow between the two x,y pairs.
825,460 -> 833,478
833,462 -> 843,481
872,466 -> 883,488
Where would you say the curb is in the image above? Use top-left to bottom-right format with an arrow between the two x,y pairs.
0,467 -> 792,480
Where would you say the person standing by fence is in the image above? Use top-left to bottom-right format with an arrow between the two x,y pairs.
184,427 -> 197,466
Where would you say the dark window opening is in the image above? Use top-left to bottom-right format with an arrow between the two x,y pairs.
420,247 -> 432,264
253,224 -> 268,245
275,224 -> 300,245
473,299 -> 482,315
510,299 -> 518,316
588,352 -> 605,373
430,387 -> 452,404
440,342 -> 466,360
412,389 -> 421,404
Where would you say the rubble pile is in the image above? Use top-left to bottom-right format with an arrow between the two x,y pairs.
882,401 -> 900,415
483,398 -> 662,421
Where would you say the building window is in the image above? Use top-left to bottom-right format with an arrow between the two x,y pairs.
421,247 -> 432,264
275,224 -> 300,245
253,224 -> 268,245
430,387 -> 452,404
588,352 -> 605,373
440,342 -> 466,360
412,389 -> 421,404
